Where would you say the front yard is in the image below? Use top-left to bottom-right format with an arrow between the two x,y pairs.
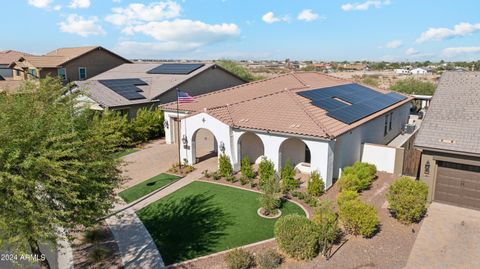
118,173 -> 181,203
136,181 -> 306,265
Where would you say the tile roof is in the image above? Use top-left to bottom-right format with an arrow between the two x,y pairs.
415,71 -> 480,156
76,62 -> 222,108
161,72 -> 412,139
0,50 -> 30,65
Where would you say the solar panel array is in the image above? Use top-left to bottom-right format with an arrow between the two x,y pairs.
298,83 -> 407,124
99,78 -> 148,100
146,63 -> 205,75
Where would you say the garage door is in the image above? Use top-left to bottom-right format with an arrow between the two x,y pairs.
434,161 -> 480,210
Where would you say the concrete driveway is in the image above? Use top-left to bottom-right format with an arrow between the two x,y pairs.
405,202 -> 480,269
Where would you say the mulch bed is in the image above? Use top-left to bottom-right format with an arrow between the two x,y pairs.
71,221 -> 124,269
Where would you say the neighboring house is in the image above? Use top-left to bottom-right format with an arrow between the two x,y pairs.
9,46 -> 130,82
410,68 -> 428,75
394,68 -> 410,75
415,71 -> 480,210
161,72 -> 412,189
76,62 -> 246,118
0,50 -> 28,79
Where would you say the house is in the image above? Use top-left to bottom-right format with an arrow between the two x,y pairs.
0,50 -> 28,79
410,68 -> 428,75
75,62 -> 246,118
9,46 -> 130,82
415,71 -> 480,210
394,68 -> 410,75
161,72 -> 412,188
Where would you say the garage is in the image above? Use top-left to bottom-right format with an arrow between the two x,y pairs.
434,161 -> 480,210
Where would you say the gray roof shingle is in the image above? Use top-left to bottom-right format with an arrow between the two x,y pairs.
415,71 -> 480,156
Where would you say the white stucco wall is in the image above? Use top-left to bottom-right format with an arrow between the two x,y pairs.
361,143 -> 397,173
333,103 -> 410,178
164,111 -> 189,144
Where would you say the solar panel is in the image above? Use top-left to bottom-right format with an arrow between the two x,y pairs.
297,83 -> 407,124
146,63 -> 205,75
99,78 -> 148,100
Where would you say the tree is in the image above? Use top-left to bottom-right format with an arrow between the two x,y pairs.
312,200 -> 341,259
259,173 -> 280,215
128,107 -> 164,144
0,78 -> 126,268
258,158 -> 276,189
217,60 -> 265,82
307,171 -> 325,197
240,156 -> 255,179
281,160 -> 298,194
390,78 -> 436,95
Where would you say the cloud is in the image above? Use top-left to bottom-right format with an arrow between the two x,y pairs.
69,0 -> 90,8
53,4 -> 61,10
262,12 -> 289,24
105,1 -> 181,26
416,22 -> 480,43
297,9 -> 319,22
114,41 -> 201,57
112,0 -> 121,2
341,0 -> 391,11
405,48 -> 419,56
385,40 -> 403,48
442,47 -> 480,57
27,0 -> 52,8
122,19 -> 239,50
58,14 -> 106,37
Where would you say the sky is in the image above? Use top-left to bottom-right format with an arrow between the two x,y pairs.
2,0 -> 480,61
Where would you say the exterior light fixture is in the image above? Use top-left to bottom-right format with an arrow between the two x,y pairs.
219,141 -> 225,153
424,161 -> 430,175
182,135 -> 188,146
163,120 -> 169,129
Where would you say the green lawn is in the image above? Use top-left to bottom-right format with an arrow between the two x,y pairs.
112,148 -> 139,159
137,181 -> 306,265
119,173 -> 181,203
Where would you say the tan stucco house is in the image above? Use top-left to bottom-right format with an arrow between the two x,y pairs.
415,71 -> 480,210
9,46 -> 130,82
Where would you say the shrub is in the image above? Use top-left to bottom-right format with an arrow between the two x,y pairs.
336,190 -> 359,207
83,227 -> 107,243
303,194 -> 319,207
239,176 -> 249,185
241,156 -> 255,179
168,162 -> 195,176
339,200 -> 379,238
312,200 -> 342,257
259,174 -> 280,215
281,160 -> 299,194
390,77 -> 436,95
128,108 -> 164,144
212,171 -> 221,180
337,162 -> 377,192
274,214 -> 320,260
386,177 -> 429,223
89,246 -> 111,263
258,158 -> 276,190
202,169 -> 211,178
224,248 -> 254,269
256,249 -> 283,269
219,154 -> 233,177
225,175 -> 236,182
307,171 -> 325,197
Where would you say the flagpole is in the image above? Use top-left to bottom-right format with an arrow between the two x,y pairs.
176,89 -> 181,169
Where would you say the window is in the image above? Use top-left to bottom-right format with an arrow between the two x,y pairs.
389,112 -> 393,131
15,69 -> 20,76
79,67 -> 87,80
57,67 -> 67,80
29,68 -> 37,78
384,114 -> 389,136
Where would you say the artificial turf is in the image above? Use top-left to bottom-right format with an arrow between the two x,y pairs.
111,147 -> 139,159
136,181 -> 306,265
119,173 -> 181,203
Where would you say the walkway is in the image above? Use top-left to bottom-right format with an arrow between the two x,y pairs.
405,203 -> 480,269
107,152 -> 218,269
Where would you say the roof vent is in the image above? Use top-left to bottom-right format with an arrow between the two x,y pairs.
440,139 -> 455,144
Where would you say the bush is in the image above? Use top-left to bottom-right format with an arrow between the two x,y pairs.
219,154 -> 233,177
307,171 -> 325,197
128,108 -> 164,144
258,158 -> 276,189
303,194 -> 319,207
281,160 -> 299,194
336,190 -> 359,207
259,174 -> 280,215
390,77 -> 436,95
339,200 -> 379,238
224,248 -> 254,269
83,227 -> 107,243
256,249 -> 283,269
225,175 -> 236,183
89,246 -> 111,263
239,176 -> 249,185
202,169 -> 211,178
337,162 -> 377,192
274,215 -> 320,260
291,191 -> 305,200
312,200 -> 342,257
212,171 -> 221,180
241,156 -> 255,179
387,177 -> 429,223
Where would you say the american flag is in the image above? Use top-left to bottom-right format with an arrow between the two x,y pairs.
177,90 -> 195,103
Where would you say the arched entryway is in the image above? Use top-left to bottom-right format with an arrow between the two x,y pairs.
192,128 -> 218,163
279,138 -> 311,169
238,132 -> 265,163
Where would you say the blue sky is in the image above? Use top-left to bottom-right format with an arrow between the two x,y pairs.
2,0 -> 480,61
